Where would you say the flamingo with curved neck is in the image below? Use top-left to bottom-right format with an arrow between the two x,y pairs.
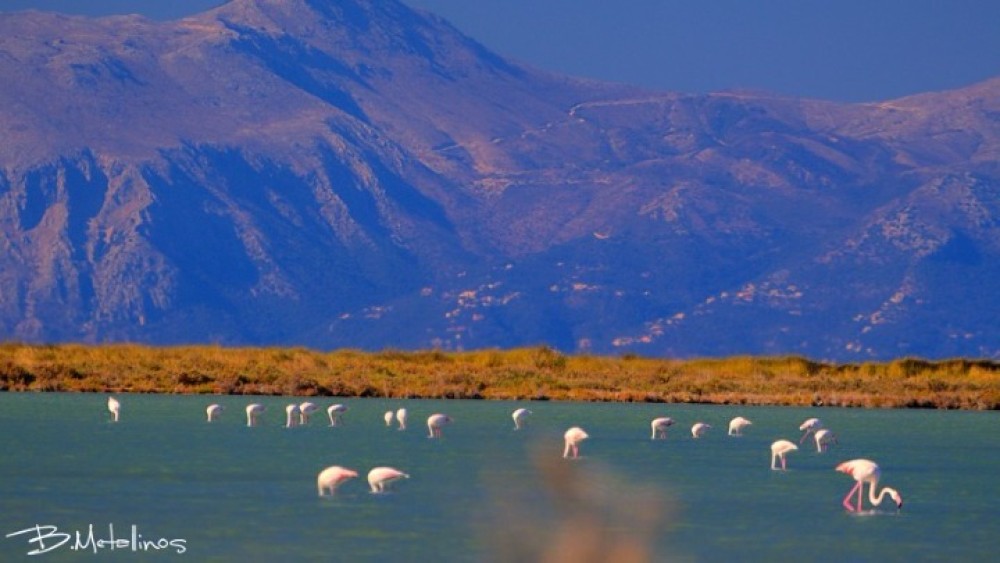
836,458 -> 903,512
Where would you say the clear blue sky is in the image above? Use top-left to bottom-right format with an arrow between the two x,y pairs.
3,0 -> 998,102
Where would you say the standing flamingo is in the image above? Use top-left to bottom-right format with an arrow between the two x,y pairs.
728,416 -> 752,436
512,408 -> 532,430
770,440 -> 798,470
814,429 -> 838,452
383,410 -> 394,427
246,404 -> 265,427
367,467 -> 410,493
799,418 -> 823,444
836,459 -> 903,512
563,427 -> 589,458
427,413 -> 452,438
299,402 -> 318,425
650,417 -> 675,440
206,404 -> 224,422
395,408 -> 408,430
691,422 -> 711,438
328,404 -> 348,426
107,397 -> 120,422
285,404 -> 300,428
317,466 -> 358,497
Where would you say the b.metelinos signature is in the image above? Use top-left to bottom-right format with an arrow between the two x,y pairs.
6,524 -> 186,556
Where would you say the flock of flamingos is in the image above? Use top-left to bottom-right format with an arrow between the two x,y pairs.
105,396 -> 903,513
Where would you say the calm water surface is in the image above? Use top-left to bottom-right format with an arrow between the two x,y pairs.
1,393 -> 997,561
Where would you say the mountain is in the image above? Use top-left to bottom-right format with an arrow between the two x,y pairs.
1,0 -> 998,360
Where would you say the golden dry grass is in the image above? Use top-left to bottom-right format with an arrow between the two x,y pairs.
1,343 -> 997,409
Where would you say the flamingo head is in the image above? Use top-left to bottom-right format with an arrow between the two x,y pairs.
886,487 -> 903,510
343,469 -> 359,479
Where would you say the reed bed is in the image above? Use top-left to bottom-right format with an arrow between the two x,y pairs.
1,343 -> 997,409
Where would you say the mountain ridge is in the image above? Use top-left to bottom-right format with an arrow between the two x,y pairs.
1,0 -> 997,359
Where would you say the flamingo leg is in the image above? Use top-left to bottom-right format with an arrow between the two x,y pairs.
842,482 -> 862,512
857,483 -> 865,512
781,456 -> 787,471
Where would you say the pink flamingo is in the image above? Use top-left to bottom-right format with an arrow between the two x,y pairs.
298,402 -> 318,425
327,404 -> 348,426
728,416 -> 752,436
245,404 -> 265,427
814,429 -> 838,452
367,467 -> 410,493
836,459 -> 903,512
563,427 -> 589,458
317,466 -> 358,497
427,413 -> 452,438
770,440 -> 798,470
799,418 -> 822,444
206,404 -> 224,422
650,417 -> 675,439
107,397 -> 121,422
691,422 -> 711,438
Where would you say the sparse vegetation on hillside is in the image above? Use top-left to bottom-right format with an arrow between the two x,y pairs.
0,343 -> 997,409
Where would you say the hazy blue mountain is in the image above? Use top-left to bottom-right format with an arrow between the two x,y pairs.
1,0 -> 998,360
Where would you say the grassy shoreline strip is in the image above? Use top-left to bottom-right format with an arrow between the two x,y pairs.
1,343 -> 998,409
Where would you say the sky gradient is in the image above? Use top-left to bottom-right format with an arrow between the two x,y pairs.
2,0 -> 998,102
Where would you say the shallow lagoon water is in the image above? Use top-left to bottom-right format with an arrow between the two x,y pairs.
1,393 -> 997,561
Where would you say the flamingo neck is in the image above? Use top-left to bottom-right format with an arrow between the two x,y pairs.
868,481 -> 894,506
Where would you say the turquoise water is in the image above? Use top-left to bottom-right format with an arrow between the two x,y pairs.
1,393 -> 998,561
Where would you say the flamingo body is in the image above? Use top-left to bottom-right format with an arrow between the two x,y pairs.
650,417 -> 675,440
728,416 -> 752,436
512,408 -> 532,430
563,426 -> 589,458
836,458 -> 903,512
395,408 -> 408,430
367,467 -> 410,493
383,410 -> 394,426
770,439 -> 798,470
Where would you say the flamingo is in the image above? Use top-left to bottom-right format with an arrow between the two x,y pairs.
728,416 -> 752,436
799,418 -> 823,444
206,404 -> 224,422
317,466 -> 358,497
770,440 -> 798,470
836,459 -> 903,512
367,467 -> 410,493
383,410 -> 394,427
395,408 -> 408,431
427,413 -> 452,438
814,429 -> 838,453
691,422 -> 711,438
285,404 -> 300,428
107,397 -> 120,422
299,402 -> 318,425
650,417 -> 675,440
328,404 -> 348,426
246,404 -> 265,427
563,427 -> 589,458
512,408 -> 532,430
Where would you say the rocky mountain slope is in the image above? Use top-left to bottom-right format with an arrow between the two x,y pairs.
1,0 -> 997,360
